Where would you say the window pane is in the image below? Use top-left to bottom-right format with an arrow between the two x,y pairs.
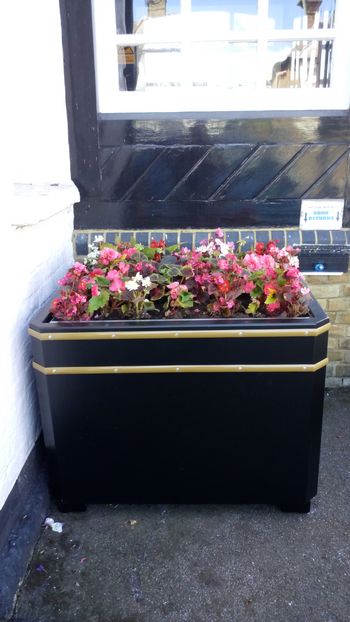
189,42 -> 257,88
117,44 -> 182,91
268,0 -> 336,30
191,0 -> 258,31
117,41 -> 258,91
266,40 -> 333,89
116,0 -> 181,35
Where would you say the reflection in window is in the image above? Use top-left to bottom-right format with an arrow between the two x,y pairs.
189,42 -> 257,89
118,41 -> 258,91
118,44 -> 182,91
268,0 -> 336,30
191,0 -> 258,30
115,0 -> 338,93
268,40 -> 333,89
116,0 -> 181,34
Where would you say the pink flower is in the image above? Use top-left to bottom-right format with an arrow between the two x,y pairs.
266,301 -> 281,313
109,277 -> 125,293
286,267 -> 299,279
58,274 -> 70,286
215,227 -> 224,239
118,261 -> 130,275
213,274 -> 225,286
264,282 -> 277,296
78,280 -> 88,292
167,281 -> 180,300
70,293 -> 87,305
243,281 -> 255,294
91,268 -> 104,276
243,252 -> 276,273
91,285 -> 99,297
99,248 -> 120,265
73,262 -> 88,276
218,259 -> 229,270
167,282 -> 188,300
106,269 -> 125,293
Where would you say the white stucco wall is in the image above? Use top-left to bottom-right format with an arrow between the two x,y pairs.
11,0 -> 72,185
0,1 -> 76,510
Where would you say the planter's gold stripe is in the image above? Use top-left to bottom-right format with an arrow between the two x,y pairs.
33,358 -> 328,375
28,323 -> 330,341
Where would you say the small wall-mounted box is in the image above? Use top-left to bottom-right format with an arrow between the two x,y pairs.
298,244 -> 350,275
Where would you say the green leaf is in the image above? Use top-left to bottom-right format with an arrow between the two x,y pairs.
165,244 -> 179,253
159,255 -> 178,265
95,276 -> 110,287
143,300 -> 157,312
150,286 -> 166,301
88,290 -> 110,314
142,246 -> 158,259
180,265 -> 194,278
178,291 -> 194,308
246,302 -> 259,314
150,273 -> 169,285
265,293 -> 277,305
135,243 -> 144,251
159,263 -> 181,277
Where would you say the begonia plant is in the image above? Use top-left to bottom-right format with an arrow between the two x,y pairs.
51,229 -> 311,321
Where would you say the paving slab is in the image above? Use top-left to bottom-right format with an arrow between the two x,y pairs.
10,388 -> 350,622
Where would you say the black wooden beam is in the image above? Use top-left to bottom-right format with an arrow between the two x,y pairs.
74,199 -> 301,229
99,114 -> 350,147
59,0 -> 100,196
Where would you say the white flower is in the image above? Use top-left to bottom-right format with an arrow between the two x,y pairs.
196,244 -> 208,253
93,235 -> 104,243
289,256 -> 299,268
125,279 -> 140,291
125,273 -> 151,291
216,239 -> 230,256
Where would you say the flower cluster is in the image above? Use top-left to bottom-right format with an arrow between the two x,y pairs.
51,230 -> 311,321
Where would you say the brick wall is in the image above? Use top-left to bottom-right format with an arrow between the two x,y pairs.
308,264 -> 350,388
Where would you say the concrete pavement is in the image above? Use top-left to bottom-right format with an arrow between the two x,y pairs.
10,388 -> 350,622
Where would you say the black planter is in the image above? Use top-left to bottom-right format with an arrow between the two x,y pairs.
29,295 -> 329,513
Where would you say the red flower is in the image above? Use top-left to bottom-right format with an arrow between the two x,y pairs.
150,240 -> 166,249
266,240 -> 279,254
255,242 -> 265,255
218,280 -> 230,294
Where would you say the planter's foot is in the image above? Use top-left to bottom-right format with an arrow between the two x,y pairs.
280,501 -> 311,514
56,500 -> 87,513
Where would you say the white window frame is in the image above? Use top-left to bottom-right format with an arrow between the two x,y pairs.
91,0 -> 350,113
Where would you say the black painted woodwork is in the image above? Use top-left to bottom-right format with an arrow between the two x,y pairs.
30,296 -> 329,511
59,0 -> 100,196
59,0 -> 350,230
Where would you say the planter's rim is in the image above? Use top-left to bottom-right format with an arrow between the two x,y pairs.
29,294 -> 329,334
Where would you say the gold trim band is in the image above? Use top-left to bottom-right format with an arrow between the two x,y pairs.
29,323 -> 330,341
33,358 -> 328,375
